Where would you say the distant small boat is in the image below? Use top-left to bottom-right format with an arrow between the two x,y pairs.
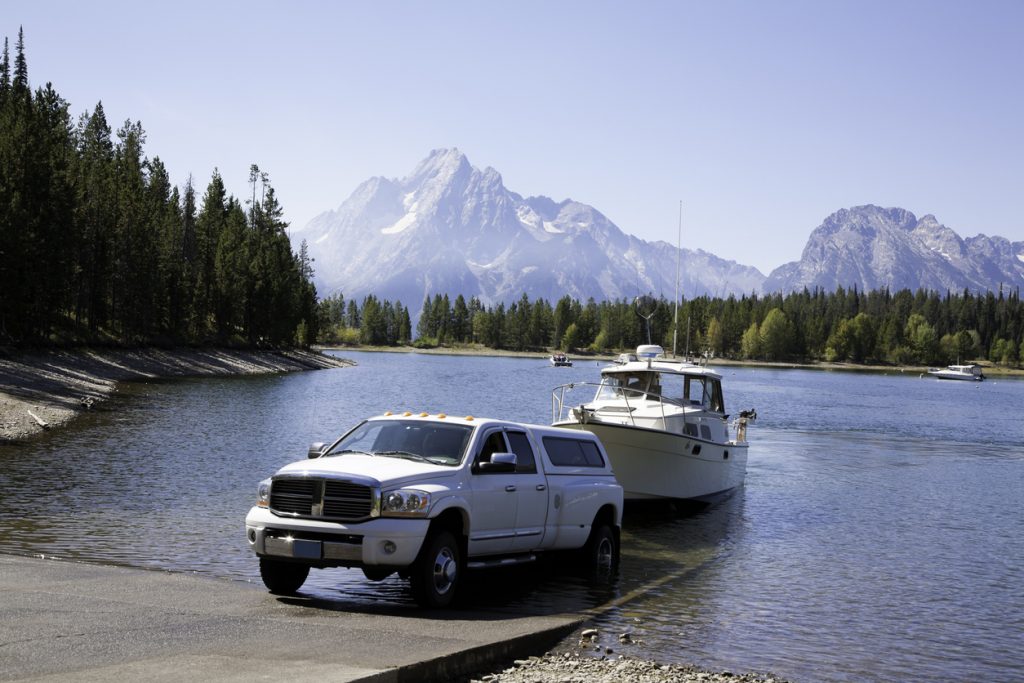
927,364 -> 985,381
550,353 -> 573,367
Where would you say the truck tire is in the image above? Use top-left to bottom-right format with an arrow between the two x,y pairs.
583,523 -> 619,578
409,529 -> 460,608
259,557 -> 310,595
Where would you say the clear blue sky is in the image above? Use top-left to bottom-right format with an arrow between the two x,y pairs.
8,0 -> 1023,274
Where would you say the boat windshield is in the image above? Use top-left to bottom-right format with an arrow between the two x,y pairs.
596,373 -> 657,401
324,419 -> 472,466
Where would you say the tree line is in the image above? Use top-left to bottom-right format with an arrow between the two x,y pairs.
319,286 -> 1024,367
0,30 -> 317,347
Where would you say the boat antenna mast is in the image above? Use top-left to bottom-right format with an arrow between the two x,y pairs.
673,200 -> 682,358
633,295 -> 657,345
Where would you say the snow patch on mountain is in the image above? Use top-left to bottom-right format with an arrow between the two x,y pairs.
382,211 -> 417,235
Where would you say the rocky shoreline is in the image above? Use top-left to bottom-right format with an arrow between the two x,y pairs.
464,627 -> 788,682
0,347 -> 352,442
468,654 -> 785,683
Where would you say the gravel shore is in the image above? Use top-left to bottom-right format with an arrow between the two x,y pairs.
462,627 -> 789,683
468,653 -> 786,683
0,346 -> 351,441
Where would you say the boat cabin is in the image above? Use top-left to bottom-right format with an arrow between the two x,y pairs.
567,346 -> 737,444
597,367 -> 724,414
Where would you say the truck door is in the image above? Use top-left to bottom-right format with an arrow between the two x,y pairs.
505,430 -> 549,551
468,429 -> 520,557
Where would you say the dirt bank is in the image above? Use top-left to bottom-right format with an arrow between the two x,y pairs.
0,347 -> 352,442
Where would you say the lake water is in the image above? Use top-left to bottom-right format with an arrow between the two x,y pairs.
1,350 -> 1022,682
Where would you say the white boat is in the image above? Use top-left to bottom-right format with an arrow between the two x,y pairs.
550,353 -> 573,367
552,344 -> 755,503
927,364 -> 985,381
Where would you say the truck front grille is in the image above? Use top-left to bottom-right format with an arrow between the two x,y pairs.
323,481 -> 374,518
269,479 -> 318,515
269,476 -> 377,521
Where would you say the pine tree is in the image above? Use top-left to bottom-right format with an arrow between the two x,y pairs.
194,171 -> 228,340
12,27 -> 28,99
0,38 -> 10,101
213,199 -> 249,341
72,102 -> 115,334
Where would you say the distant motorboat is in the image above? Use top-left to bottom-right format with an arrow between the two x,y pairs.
927,364 -> 985,381
550,353 -> 573,367
551,344 -> 755,503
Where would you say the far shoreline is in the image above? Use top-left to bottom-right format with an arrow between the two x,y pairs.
320,343 -> 1024,378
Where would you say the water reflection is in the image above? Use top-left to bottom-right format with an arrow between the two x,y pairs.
1,352 -> 1023,682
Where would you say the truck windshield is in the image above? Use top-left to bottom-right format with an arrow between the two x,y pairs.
325,420 -> 472,466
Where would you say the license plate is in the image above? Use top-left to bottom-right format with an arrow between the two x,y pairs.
291,539 -> 321,559
265,536 -> 321,559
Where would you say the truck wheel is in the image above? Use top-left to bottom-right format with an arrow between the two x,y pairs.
583,523 -> 619,577
259,557 -> 309,595
409,529 -> 460,608
362,567 -> 395,582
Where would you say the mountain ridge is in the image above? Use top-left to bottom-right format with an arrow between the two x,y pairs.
292,150 -> 1024,310
294,148 -> 765,309
764,204 -> 1024,294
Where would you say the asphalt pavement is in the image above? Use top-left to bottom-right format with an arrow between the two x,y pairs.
0,554 -> 582,682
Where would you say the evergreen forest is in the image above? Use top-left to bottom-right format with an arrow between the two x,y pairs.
319,287 -> 1024,368
0,30 -> 317,347
4,30 -> 1023,369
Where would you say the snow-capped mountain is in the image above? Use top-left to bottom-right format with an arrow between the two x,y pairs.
294,148 -> 765,310
763,205 -> 1024,294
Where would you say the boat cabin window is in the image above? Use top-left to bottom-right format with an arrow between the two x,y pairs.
708,379 -> 724,413
597,373 -> 653,400
677,376 -> 724,412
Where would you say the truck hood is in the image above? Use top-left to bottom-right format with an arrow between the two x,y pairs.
274,454 -> 457,488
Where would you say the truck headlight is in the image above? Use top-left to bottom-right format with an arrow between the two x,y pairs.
257,478 -> 272,508
381,488 -> 431,517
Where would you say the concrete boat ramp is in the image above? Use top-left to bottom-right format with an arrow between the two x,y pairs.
0,554 -> 582,682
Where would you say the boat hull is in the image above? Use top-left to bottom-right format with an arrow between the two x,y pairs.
555,421 -> 748,502
927,364 -> 984,381
929,371 -> 983,381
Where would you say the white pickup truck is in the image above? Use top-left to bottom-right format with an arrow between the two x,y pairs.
245,412 -> 624,607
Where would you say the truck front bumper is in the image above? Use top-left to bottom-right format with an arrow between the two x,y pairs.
245,506 -> 430,567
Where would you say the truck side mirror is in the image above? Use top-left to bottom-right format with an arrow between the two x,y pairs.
307,442 -> 326,459
478,451 -> 517,473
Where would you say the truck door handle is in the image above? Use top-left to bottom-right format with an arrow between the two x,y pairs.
535,484 -> 546,491
505,485 -> 517,492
